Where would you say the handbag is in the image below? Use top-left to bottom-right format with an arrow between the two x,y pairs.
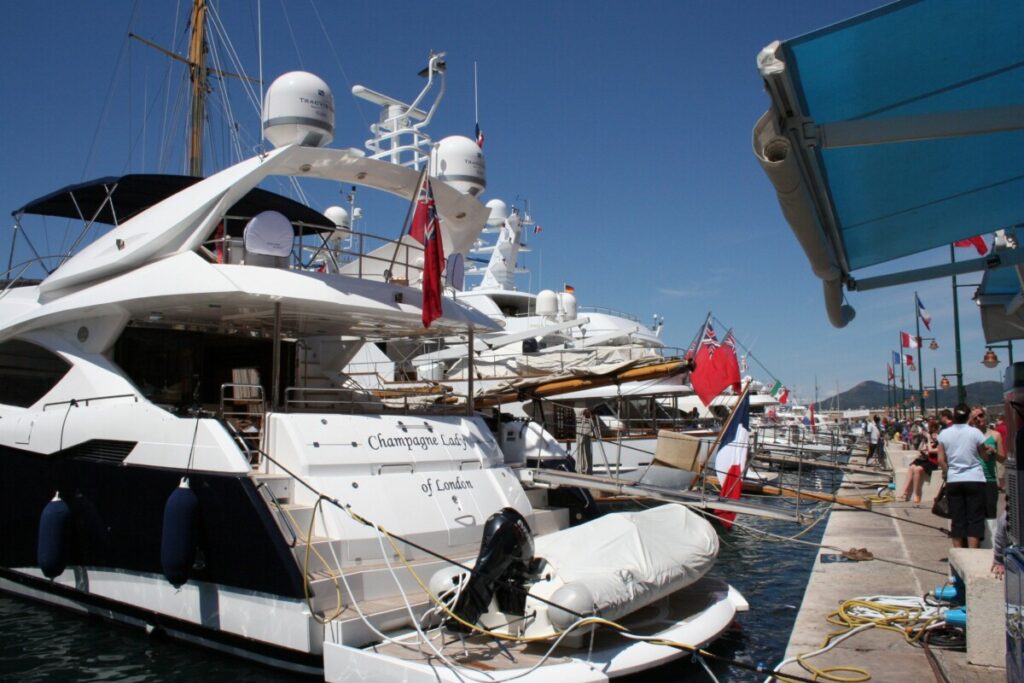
931,483 -> 951,519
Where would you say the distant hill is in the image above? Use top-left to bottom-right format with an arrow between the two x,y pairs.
814,380 -> 1005,412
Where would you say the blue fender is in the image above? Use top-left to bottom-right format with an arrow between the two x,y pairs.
160,481 -> 200,587
37,495 -> 71,579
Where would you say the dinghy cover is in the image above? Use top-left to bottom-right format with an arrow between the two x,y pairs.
533,504 -> 718,625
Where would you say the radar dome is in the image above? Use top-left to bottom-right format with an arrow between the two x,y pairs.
558,292 -> 577,320
323,206 -> 351,231
536,290 -> 558,318
263,72 -> 334,148
430,136 -> 486,197
485,199 -> 508,227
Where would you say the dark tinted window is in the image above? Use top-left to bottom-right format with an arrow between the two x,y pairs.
0,340 -> 71,407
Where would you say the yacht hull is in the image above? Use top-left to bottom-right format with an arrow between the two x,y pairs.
0,567 -> 324,675
1,444 -> 306,598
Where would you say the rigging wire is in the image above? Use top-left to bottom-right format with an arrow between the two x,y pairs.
80,2 -> 142,183
277,0 -> 305,70
308,0 -> 370,132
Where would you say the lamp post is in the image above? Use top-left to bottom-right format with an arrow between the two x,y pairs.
940,373 -> 962,408
913,317 -> 940,416
950,247 -> 981,405
924,368 -> 939,413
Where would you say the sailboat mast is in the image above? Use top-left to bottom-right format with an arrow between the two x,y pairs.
187,0 -> 208,177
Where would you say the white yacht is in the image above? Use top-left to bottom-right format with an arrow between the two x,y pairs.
0,66 -> 747,680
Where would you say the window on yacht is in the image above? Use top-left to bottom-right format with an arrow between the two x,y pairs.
114,327 -> 294,410
0,340 -> 72,407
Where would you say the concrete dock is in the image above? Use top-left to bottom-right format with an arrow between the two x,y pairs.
775,444 -> 1007,682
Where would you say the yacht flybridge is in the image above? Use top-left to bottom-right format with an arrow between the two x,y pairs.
0,64 -> 747,680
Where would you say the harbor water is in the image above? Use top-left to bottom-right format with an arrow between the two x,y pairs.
0,472 -> 833,682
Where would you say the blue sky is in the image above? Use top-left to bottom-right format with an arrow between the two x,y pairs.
1,1 -> 1007,405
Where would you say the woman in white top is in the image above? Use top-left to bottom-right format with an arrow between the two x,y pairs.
937,404 -> 992,548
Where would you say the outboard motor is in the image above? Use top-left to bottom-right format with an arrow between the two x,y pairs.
446,508 -> 535,633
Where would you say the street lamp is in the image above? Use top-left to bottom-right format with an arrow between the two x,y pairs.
940,372 -> 962,407
981,341 -> 1014,369
914,335 -> 940,415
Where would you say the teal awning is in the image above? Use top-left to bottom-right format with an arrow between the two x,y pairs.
754,0 -> 1024,329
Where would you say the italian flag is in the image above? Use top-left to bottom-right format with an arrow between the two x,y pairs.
769,381 -> 789,405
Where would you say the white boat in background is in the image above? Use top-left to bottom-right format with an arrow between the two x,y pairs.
0,52 -> 748,681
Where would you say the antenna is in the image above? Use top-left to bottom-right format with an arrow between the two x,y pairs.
351,51 -> 446,168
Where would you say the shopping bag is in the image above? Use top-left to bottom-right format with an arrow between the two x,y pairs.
931,483 -> 951,519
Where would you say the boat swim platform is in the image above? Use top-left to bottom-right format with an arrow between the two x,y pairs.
777,450 -> 1006,682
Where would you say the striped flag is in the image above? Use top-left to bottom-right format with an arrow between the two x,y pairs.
769,380 -> 789,404
887,364 -> 895,381
916,294 -> 932,330
713,391 -> 750,530
901,331 -> 919,348
893,350 -> 901,366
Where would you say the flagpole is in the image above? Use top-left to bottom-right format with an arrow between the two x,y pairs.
686,311 -> 712,358
384,165 -> 430,283
887,365 -> 893,414
915,291 -> 925,417
695,380 -> 752,486
898,334 -> 906,420
473,62 -> 479,126
950,245 -> 966,405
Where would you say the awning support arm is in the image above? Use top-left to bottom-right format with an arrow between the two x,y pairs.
817,105 -> 1024,149
849,248 -> 1024,292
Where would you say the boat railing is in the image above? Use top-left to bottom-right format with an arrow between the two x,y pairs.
202,223 -> 427,284
598,416 -> 707,438
576,305 -> 642,324
43,393 -> 139,410
1,256 -> 65,296
219,383 -> 265,457
282,386 -> 468,416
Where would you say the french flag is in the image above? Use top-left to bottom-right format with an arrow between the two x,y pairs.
475,123 -> 485,149
916,294 -> 932,330
713,391 -> 750,530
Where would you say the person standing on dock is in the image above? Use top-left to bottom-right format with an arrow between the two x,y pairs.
575,408 -> 595,475
971,407 -> 1005,539
937,404 -> 992,548
866,415 -> 882,466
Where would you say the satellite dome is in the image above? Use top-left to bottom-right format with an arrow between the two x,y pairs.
485,199 -> 508,227
430,135 -> 486,197
536,290 -> 558,318
558,292 -> 577,320
324,206 -> 351,232
263,72 -> 334,148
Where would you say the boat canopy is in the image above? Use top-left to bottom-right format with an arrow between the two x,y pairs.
754,0 -> 1024,330
13,174 -> 335,234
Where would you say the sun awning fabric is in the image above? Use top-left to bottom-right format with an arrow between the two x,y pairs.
977,263 -> 1024,342
754,0 -> 1024,328
14,174 -> 335,233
